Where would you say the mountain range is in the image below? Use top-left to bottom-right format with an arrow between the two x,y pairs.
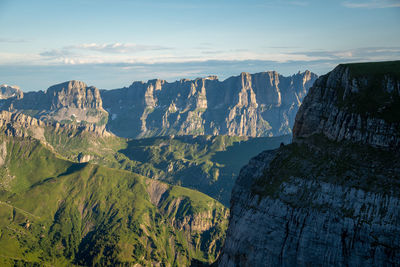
0,70 -> 317,139
0,70 -> 312,266
1,61 -> 399,266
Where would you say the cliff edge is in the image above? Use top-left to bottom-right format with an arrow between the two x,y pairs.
218,61 -> 400,266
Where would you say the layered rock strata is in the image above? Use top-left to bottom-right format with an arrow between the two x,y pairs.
0,81 -> 108,125
218,61 -> 400,266
101,71 -> 317,138
0,110 -> 110,140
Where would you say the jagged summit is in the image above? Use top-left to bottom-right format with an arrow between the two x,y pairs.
102,70 -> 318,138
0,84 -> 20,90
0,84 -> 23,99
0,70 -> 318,138
46,80 -> 103,109
125,71 -> 313,87
0,80 -> 108,126
47,80 -> 88,89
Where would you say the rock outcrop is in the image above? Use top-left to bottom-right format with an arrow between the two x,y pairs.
218,61 -> 400,266
0,110 -> 111,141
0,84 -> 23,100
0,81 -> 108,125
101,71 -> 317,138
293,64 -> 400,148
0,110 -> 46,140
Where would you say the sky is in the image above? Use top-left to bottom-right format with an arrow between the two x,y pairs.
0,0 -> 399,91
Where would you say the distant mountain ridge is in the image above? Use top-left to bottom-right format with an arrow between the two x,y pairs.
0,80 -> 108,126
102,71 -> 317,138
0,70 -> 317,138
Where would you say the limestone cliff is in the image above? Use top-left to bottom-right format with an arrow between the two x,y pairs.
0,110 -> 112,167
0,81 -> 108,125
1,72 -> 315,138
0,110 -> 110,139
293,63 -> 400,148
101,71 -> 317,138
218,61 -> 400,266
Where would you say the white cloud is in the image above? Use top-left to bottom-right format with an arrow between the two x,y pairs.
343,0 -> 400,8
288,47 -> 400,62
67,42 -> 170,54
1,44 -> 399,68
30,43 -> 332,65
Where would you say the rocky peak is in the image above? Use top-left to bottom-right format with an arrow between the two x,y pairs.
293,61 -> 400,148
0,84 -> 23,100
206,75 -> 218,80
102,70 -> 318,138
46,80 -> 103,110
147,79 -> 165,90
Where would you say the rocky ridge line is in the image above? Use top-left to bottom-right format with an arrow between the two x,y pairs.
0,110 -> 111,140
102,70 -> 317,138
0,80 -> 107,125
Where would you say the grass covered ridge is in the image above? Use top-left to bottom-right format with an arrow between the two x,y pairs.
336,60 -> 400,123
0,135 -> 228,266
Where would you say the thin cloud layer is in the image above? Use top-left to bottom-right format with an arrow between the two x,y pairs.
1,43 -> 399,67
0,38 -> 28,43
67,43 -> 170,54
287,47 -> 400,61
343,0 -> 400,8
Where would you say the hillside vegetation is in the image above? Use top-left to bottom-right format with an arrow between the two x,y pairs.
119,135 -> 291,205
43,128 -> 290,206
0,135 -> 228,266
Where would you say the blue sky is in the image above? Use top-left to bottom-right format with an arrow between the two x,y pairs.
0,0 -> 399,91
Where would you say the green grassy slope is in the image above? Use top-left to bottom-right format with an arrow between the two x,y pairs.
252,134 -> 400,198
43,125 -> 129,167
120,135 -> 291,205
337,60 -> 400,123
343,60 -> 400,78
0,135 -> 228,266
42,124 -> 290,206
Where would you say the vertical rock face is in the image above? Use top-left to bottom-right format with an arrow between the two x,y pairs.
0,81 -> 108,125
43,80 -> 107,124
47,80 -> 103,109
218,61 -> 400,266
1,71 -> 316,137
0,110 -> 111,140
293,64 -> 400,148
101,71 -> 317,138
